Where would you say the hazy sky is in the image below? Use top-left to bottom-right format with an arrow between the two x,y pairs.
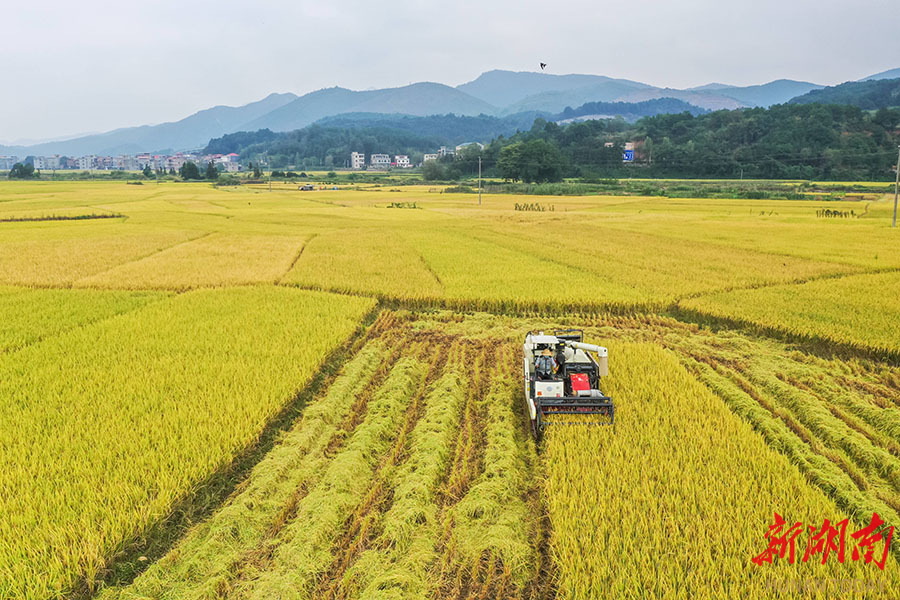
2,0 -> 897,143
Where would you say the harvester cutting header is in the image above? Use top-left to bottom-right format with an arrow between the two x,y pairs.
523,329 -> 613,439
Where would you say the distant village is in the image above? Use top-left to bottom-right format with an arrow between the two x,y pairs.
0,152 -> 242,173
0,142 -> 492,173
0,142 -> 487,173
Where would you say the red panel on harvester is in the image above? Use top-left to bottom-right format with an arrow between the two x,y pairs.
570,373 -> 590,392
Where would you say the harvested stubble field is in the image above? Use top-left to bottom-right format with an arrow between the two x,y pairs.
1,179 -> 899,599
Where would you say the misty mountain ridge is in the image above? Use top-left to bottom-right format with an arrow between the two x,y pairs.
239,82 -> 497,133
0,92 -> 297,157
860,68 -> 900,81
456,70 -> 653,108
790,77 -> 900,110
3,67 -> 897,157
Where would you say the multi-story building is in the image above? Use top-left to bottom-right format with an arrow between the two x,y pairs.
423,153 -> 438,162
438,146 -> 455,158
166,154 -> 187,171
370,153 -> 390,168
77,155 -> 96,170
0,156 -> 19,170
350,151 -> 365,169
46,155 -> 62,170
393,155 -> 410,168
113,156 -> 143,171
216,154 -> 242,172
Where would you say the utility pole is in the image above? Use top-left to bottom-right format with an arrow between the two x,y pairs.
893,145 -> 900,228
478,156 -> 482,206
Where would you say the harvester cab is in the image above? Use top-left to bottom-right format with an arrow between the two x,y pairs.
523,329 -> 613,440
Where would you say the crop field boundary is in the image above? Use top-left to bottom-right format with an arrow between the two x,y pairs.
277,283 -> 900,367
0,291 -> 173,356
5,270 -> 895,367
71,304 -> 385,599
0,212 -> 126,223
276,233 -> 317,285
669,304 -> 900,366
673,264 -> 892,302
278,282 -> 663,317
66,230 -> 215,288
595,218 -> 879,269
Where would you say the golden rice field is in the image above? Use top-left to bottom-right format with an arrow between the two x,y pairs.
0,179 -> 898,599
93,311 -> 900,600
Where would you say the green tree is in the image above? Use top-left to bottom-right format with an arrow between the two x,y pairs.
421,160 -> 444,181
179,161 -> 201,180
142,165 -> 153,178
497,140 -> 565,183
205,161 -> 219,180
497,143 -> 523,181
8,163 -> 36,179
873,107 -> 900,130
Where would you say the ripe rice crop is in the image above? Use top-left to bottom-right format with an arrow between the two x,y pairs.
602,211 -> 900,269
281,227 -> 443,299
544,341 -> 900,599
0,286 -> 167,352
0,287 -> 375,599
99,340 -> 390,600
404,227 -> 609,310
681,271 -> 900,356
0,221 -> 204,286
105,318 -> 545,600
78,232 -> 309,289
472,221 -> 856,305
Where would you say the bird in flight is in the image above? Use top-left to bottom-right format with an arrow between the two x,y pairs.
540,62 -> 547,70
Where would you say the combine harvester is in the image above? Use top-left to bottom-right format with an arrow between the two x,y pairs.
523,329 -> 614,439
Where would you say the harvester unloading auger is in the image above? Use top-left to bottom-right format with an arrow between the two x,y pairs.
523,329 -> 613,440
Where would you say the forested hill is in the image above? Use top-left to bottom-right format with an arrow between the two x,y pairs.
557,98 -> 707,120
209,103 -> 900,180
311,113 -> 543,145
510,103 -> 900,180
789,78 -> 900,109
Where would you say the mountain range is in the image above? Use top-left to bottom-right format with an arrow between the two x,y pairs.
1,68 -> 895,157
